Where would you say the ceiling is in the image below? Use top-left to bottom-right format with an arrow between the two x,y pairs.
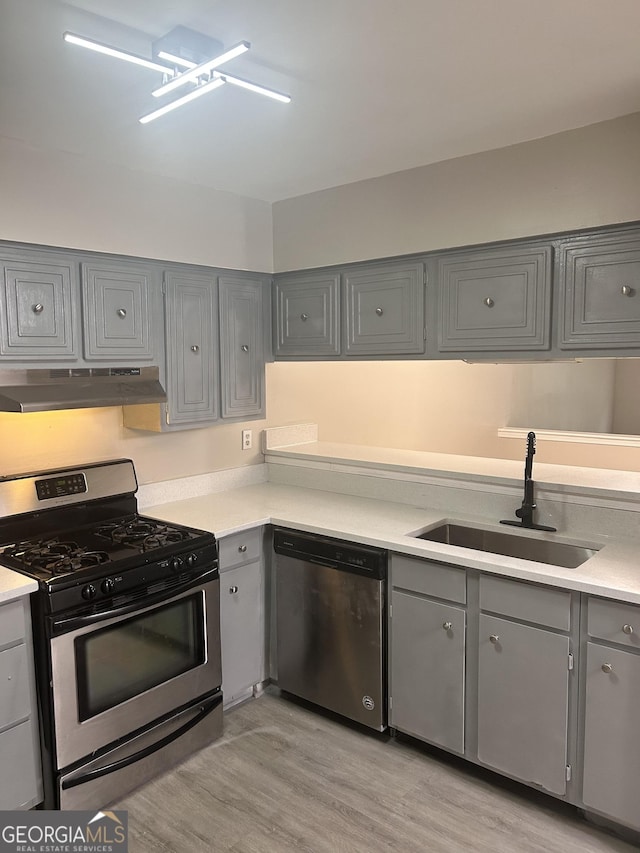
2,0 -> 640,202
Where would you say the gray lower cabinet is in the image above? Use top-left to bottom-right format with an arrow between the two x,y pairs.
344,263 -> 425,355
581,596 -> 640,831
558,228 -> 640,350
219,529 -> 265,707
390,590 -> 465,752
0,597 -> 42,809
477,614 -> 570,795
273,272 -> 340,357
81,260 -> 159,361
164,271 -> 218,426
219,277 -> 265,418
0,252 -> 77,360
437,245 -> 552,353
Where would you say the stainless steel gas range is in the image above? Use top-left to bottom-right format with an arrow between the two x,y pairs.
0,459 -> 222,810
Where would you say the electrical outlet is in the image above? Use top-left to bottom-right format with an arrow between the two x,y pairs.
242,429 -> 252,450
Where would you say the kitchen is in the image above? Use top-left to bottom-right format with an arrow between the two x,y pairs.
2,0 -> 640,849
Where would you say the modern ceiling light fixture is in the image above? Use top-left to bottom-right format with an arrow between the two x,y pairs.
63,25 -> 291,125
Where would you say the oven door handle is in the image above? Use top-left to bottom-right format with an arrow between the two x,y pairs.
61,692 -> 222,792
51,566 -> 219,634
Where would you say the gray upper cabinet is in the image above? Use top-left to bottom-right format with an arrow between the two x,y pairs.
164,271 -> 218,426
81,260 -> 158,361
437,245 -> 552,353
344,263 -> 425,355
0,253 -> 77,360
274,272 -> 340,357
219,277 -> 265,419
558,228 -> 640,350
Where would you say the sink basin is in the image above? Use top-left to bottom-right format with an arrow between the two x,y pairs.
414,523 -> 599,568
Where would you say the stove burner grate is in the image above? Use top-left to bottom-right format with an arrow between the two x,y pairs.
98,519 -> 190,548
2,540 -> 111,574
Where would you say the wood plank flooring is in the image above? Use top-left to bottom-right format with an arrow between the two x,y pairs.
114,689 -> 637,852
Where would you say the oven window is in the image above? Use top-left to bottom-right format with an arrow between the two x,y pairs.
75,594 -> 205,721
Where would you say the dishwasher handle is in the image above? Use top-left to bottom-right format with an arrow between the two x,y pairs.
273,528 -> 387,580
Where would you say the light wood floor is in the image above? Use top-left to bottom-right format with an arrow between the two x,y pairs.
115,690 -> 637,852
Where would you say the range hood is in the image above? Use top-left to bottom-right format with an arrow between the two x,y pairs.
0,367 -> 166,413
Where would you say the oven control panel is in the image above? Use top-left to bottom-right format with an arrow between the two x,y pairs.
36,473 -> 87,501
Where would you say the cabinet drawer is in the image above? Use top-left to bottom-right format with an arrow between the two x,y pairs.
0,599 -> 26,648
219,528 -> 263,572
588,597 -> 640,648
392,555 -> 466,603
0,644 -> 29,730
479,575 -> 570,630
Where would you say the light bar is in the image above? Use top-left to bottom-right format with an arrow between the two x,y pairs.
156,52 -> 291,103
139,77 -> 225,124
215,71 -> 291,103
156,50 -> 196,70
152,41 -> 250,98
63,32 -> 176,76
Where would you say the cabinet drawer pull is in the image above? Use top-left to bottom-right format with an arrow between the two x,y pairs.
483,297 -> 495,308
601,662 -> 613,674
238,544 -> 247,553
442,621 -> 452,631
489,634 -> 500,644
229,586 -> 239,594
300,313 -> 309,321
32,302 -> 44,314
191,344 -> 200,353
620,285 -> 635,297
241,344 -> 249,352
375,307 -> 384,316
622,623 -> 634,635
116,308 -> 127,318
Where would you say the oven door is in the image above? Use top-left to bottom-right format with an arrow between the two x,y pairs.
49,571 -> 221,771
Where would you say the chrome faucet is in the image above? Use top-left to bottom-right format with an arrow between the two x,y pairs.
501,431 -> 556,532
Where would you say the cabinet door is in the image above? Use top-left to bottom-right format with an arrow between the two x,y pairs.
582,643 -> 640,830
438,246 -> 552,352
82,261 -> 157,360
477,615 -> 569,794
274,273 -> 340,357
219,277 -> 265,418
0,720 -> 41,810
220,561 -> 264,704
1,256 -> 76,359
0,644 -> 29,729
390,591 -> 465,753
164,272 -> 218,425
344,263 -> 424,355
559,231 -> 640,349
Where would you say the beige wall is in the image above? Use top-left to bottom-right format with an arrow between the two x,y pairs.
270,112 -> 640,473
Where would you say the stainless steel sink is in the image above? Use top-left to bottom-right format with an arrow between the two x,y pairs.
414,523 -> 599,568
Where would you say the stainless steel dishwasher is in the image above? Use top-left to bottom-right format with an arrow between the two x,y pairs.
274,527 -> 387,731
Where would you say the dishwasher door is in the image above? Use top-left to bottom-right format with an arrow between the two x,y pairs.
275,550 -> 386,731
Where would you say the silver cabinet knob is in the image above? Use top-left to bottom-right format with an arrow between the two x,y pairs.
116,308 -> 127,318
238,544 -> 247,553
300,312 -> 309,321
32,303 -> 44,314
483,297 -> 495,308
241,344 -> 249,352
489,634 -> 500,644
621,285 -> 635,297
623,624 -> 634,635
442,621 -> 452,631
191,344 -> 200,353
229,586 -> 239,594
602,662 -> 613,674
375,307 -> 384,316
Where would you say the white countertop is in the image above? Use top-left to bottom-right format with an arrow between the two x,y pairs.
0,569 -> 37,605
144,481 -> 640,605
265,441 -> 640,500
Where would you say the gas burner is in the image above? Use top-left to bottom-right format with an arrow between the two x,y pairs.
49,551 -> 111,575
4,540 -> 78,567
98,518 -> 190,549
143,530 -> 188,550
